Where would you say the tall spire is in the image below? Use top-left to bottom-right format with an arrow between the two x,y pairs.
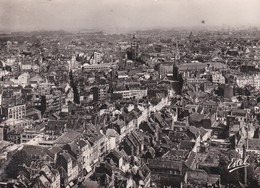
172,58 -> 178,81
131,34 -> 138,61
175,39 -> 180,62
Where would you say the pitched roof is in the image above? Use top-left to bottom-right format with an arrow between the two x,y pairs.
185,151 -> 197,169
185,169 -> 208,183
54,131 -> 81,145
154,112 -> 169,128
169,132 -> 190,142
84,129 -> 104,146
30,74 -> 44,82
180,140 -> 195,151
68,142 -> 82,156
82,180 -> 99,188
45,120 -> 67,131
248,138 -> 260,150
38,175 -> 51,187
61,152 -> 72,162
188,126 -> 200,138
162,149 -> 189,161
47,146 -> 62,159
78,139 -> 89,149
231,108 -> 246,117
254,167 -> 260,175
22,145 -> 49,158
189,112 -> 204,122
107,150 -> 122,161
199,127 -> 208,137
26,107 -> 41,115
147,159 -> 182,170
124,131 -> 143,149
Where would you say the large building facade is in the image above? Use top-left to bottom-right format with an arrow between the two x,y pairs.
1,104 -> 26,120
236,74 -> 260,90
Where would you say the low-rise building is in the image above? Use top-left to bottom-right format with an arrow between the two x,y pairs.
113,89 -> 147,99
82,62 -> 118,71
21,129 -> 40,143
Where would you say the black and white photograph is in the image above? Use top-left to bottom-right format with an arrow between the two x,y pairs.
0,0 -> 260,187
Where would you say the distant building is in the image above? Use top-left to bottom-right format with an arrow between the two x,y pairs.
10,72 -> 30,86
29,74 -> 45,88
117,71 -> 129,79
179,62 -> 227,72
20,63 -> 32,71
82,62 -> 118,71
236,74 -> 260,90
0,125 -> 8,141
37,82 -> 52,95
126,35 -> 139,61
182,169 -> 221,187
186,77 -> 207,84
6,128 -> 23,144
113,89 -> 147,99
1,104 -> 26,120
57,151 -> 79,184
92,86 -> 107,101
224,84 -> 234,99
159,63 -> 173,78
34,94 -> 62,115
131,35 -> 138,61
90,51 -> 103,64
212,72 -> 225,84
21,130 -> 40,143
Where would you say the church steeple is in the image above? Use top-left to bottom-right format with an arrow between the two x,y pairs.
172,58 -> 178,81
175,39 -> 180,62
131,34 -> 138,61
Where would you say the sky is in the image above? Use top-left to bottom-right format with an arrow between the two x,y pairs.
0,0 -> 259,32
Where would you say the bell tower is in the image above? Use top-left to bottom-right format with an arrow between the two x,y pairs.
131,34 -> 138,61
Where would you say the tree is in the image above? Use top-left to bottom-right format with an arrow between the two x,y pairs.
5,150 -> 31,178
218,149 -> 241,186
247,152 -> 259,187
247,163 -> 257,186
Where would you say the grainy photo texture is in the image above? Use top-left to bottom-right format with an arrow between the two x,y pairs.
0,0 -> 260,187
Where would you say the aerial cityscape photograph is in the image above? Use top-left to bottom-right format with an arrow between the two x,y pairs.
0,0 -> 260,187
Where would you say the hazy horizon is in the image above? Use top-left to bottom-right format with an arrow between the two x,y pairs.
0,0 -> 260,33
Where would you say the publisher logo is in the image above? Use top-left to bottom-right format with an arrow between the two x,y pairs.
227,156 -> 250,173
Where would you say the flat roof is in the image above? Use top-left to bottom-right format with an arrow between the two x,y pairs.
179,62 -> 227,71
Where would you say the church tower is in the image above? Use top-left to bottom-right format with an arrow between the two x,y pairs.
131,34 -> 138,61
